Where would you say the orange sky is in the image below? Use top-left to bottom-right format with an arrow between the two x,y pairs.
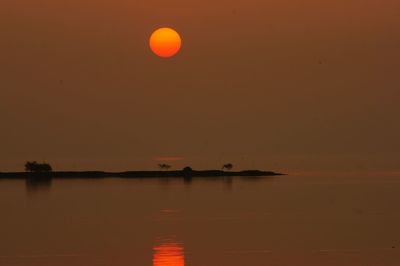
0,0 -> 399,172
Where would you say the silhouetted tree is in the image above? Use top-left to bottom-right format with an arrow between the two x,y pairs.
182,166 -> 193,172
181,166 -> 193,178
222,163 -> 233,171
25,161 -> 53,173
158,163 -> 171,170
25,161 -> 38,172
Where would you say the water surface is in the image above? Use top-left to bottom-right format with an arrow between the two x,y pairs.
1,173 -> 400,265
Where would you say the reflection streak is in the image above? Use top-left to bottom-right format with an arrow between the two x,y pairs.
153,240 -> 185,266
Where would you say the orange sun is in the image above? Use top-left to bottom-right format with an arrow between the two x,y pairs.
149,27 -> 182,58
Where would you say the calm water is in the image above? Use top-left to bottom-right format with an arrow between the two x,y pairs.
1,173 -> 400,266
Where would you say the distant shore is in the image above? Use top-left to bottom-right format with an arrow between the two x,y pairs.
0,169 -> 284,179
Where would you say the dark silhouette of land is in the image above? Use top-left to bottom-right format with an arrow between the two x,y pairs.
0,168 -> 283,179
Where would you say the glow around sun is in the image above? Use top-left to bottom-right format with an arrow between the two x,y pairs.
149,27 -> 182,58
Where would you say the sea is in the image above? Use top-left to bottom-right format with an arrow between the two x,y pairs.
1,172 -> 399,265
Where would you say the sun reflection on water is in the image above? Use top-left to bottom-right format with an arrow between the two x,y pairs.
153,239 -> 185,266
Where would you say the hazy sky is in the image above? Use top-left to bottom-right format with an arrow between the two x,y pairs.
1,0 -> 399,172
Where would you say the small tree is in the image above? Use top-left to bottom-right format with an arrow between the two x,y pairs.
158,163 -> 171,170
222,163 -> 233,171
25,161 -> 37,172
25,161 -> 53,173
182,166 -> 193,172
182,166 -> 193,178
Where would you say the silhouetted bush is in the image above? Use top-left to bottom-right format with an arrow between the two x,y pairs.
158,164 -> 171,170
182,166 -> 193,177
25,161 -> 53,173
222,163 -> 233,171
182,166 -> 193,172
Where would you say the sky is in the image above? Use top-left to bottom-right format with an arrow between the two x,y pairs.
1,0 -> 399,172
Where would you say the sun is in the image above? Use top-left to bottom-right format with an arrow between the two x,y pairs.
149,27 -> 182,58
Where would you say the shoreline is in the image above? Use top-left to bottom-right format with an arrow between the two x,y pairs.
0,170 -> 284,179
